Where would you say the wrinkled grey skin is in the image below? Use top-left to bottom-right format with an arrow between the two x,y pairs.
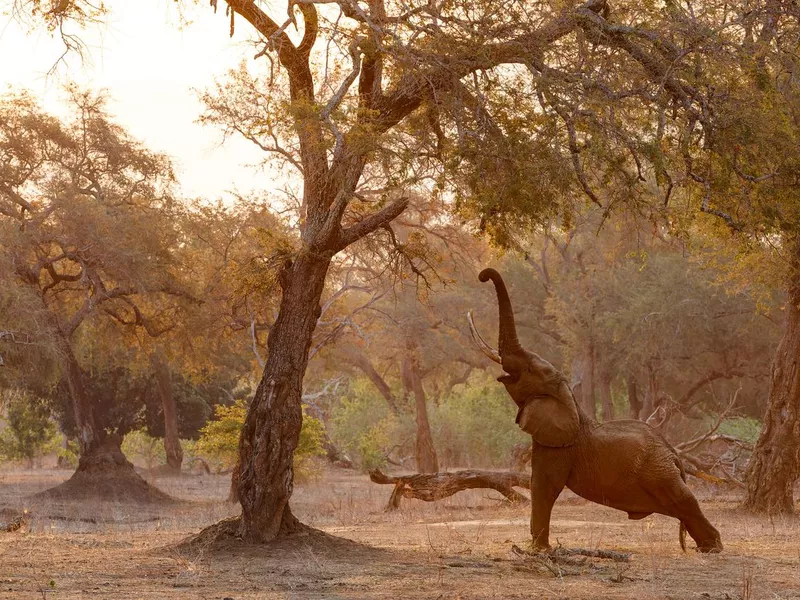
474,268 -> 722,553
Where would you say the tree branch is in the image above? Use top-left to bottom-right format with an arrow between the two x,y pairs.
336,196 -> 409,250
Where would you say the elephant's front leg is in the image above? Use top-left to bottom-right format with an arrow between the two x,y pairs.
529,449 -> 570,552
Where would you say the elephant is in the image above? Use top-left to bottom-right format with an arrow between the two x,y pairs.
469,268 -> 723,553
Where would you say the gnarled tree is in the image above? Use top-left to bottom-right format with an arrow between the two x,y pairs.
0,90 -> 185,501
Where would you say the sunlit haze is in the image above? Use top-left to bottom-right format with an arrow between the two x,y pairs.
0,0 -> 276,198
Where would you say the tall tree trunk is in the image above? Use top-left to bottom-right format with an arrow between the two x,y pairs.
627,374 -> 642,420
349,352 -> 401,414
745,264 -> 800,514
642,362 -> 658,421
599,372 -> 614,421
406,341 -> 438,473
151,353 -> 183,474
235,254 -> 331,542
54,328 -> 99,457
580,345 -> 597,419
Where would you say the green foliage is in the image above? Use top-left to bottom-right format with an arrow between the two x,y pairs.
357,419 -> 401,472
431,372 -> 528,468
56,439 -> 80,469
718,417 -> 762,446
294,408 -> 327,482
330,375 -> 528,470
195,400 -> 246,472
329,380 -> 414,471
195,400 -> 326,480
180,438 -> 199,466
122,428 -> 166,469
0,390 -> 61,467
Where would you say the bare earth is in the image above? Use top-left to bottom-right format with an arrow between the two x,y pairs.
0,467 -> 798,599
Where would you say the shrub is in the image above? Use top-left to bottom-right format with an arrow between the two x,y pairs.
330,374 -> 529,471
718,416 -> 762,445
329,380 -> 414,471
431,372 -> 528,468
122,428 -> 166,469
0,389 -> 61,467
195,400 -> 245,472
56,439 -> 80,469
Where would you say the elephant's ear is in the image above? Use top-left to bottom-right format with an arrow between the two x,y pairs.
517,392 -> 579,447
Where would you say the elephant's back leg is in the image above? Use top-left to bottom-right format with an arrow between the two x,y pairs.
645,456 -> 722,553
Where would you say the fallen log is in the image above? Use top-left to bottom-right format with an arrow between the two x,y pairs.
369,469 -> 530,510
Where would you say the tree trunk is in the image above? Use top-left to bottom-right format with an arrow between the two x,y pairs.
744,266 -> 800,514
642,362 -> 658,421
405,340 -> 438,473
235,254 -> 331,542
349,352 -> 401,414
627,374 -> 642,420
152,353 -> 183,474
54,328 -> 99,456
579,345 -> 597,419
599,372 -> 614,421
35,434 -> 172,503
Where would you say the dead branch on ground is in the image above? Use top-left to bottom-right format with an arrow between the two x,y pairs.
369,469 -> 530,510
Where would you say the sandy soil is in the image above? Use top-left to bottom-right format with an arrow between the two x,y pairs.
0,467 -> 798,599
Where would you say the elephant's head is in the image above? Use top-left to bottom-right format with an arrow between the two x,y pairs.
469,268 -> 580,447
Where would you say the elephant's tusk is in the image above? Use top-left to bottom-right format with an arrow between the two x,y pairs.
467,311 -> 502,364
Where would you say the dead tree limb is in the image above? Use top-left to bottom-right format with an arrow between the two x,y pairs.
369,469 -> 530,510
512,543 -> 631,563
676,433 -> 753,453
669,388 -> 750,487
679,453 -> 746,488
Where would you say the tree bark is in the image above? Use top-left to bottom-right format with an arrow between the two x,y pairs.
235,254 -> 331,542
627,374 -> 642,420
405,340 -> 439,473
151,353 -> 183,474
745,260 -> 800,514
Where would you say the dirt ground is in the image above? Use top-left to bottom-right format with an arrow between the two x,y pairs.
0,467 -> 798,599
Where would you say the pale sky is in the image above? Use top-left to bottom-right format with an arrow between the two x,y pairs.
0,0 -> 283,199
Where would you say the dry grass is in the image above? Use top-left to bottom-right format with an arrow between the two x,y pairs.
0,466 -> 799,599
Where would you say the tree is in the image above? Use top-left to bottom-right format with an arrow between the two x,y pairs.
641,3 -> 800,513
519,212 -> 777,423
0,90 -> 186,501
0,389 -> 59,468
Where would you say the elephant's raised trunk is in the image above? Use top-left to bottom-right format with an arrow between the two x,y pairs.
478,268 -> 523,356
